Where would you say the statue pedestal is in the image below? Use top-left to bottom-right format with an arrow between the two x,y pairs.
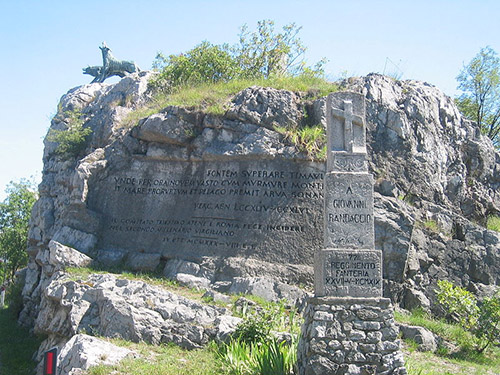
297,297 -> 407,375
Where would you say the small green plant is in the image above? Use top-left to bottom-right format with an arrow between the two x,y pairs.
436,280 -> 500,353
217,299 -> 300,375
399,192 -> 416,206
217,338 -> 297,375
274,124 -> 326,159
486,215 -> 500,232
47,110 -> 92,157
419,219 -> 440,233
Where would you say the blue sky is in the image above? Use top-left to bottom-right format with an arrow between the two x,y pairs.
1,0 -> 499,200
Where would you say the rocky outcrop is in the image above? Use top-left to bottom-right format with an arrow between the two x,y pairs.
398,324 -> 437,352
34,270 -> 240,350
345,75 -> 499,223
22,72 -> 499,333
48,334 -> 135,375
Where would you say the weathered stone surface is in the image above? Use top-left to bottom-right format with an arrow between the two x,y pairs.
51,226 -> 97,255
47,240 -> 93,269
125,252 -> 161,272
315,250 -> 382,298
132,109 -> 199,145
403,288 -> 431,312
55,334 -> 135,375
34,272 -> 237,350
324,173 -> 374,249
21,71 -> 500,331
226,86 -> 304,129
175,273 -> 211,290
227,276 -> 306,303
87,159 -> 323,266
398,324 -> 437,352
214,315 -> 243,342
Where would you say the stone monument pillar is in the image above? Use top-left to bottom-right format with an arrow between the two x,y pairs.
297,92 -> 407,375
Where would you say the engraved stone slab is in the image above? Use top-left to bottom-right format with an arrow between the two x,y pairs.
324,173 -> 374,249
87,159 -> 324,265
314,249 -> 382,297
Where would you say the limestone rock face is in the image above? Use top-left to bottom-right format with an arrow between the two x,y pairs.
226,86 -> 304,129
22,71 -> 500,332
34,272 -> 238,350
345,74 -> 499,223
55,334 -> 135,375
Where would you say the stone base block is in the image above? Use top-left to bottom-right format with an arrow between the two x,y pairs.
314,249 -> 382,298
297,297 -> 407,375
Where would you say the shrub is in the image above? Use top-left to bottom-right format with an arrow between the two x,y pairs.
151,41 -> 241,91
436,280 -> 500,353
487,215 -> 500,232
217,299 -> 300,374
47,110 -> 92,157
0,179 -> 37,283
218,338 -> 297,375
151,20 -> 327,93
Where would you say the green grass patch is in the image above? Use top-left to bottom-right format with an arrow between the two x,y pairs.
395,309 -> 476,352
0,305 -> 45,375
404,347 -> 500,375
87,341 -> 222,375
415,219 -> 441,233
487,215 -> 500,232
396,308 -> 500,372
274,124 -> 326,160
120,75 -> 338,128
47,109 -> 92,158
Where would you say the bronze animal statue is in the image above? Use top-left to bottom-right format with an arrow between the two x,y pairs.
82,65 -> 103,83
83,42 -> 140,83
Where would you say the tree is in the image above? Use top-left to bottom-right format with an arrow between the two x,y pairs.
456,46 -> 500,148
234,20 -> 325,79
0,179 -> 37,283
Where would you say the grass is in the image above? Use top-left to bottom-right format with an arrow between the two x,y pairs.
487,215 -> 500,232
395,309 -> 476,351
0,304 -> 45,375
87,341 -> 222,375
5,266 -> 498,375
396,309 -> 500,374
119,75 -> 338,128
274,124 -> 326,160
404,349 -> 500,375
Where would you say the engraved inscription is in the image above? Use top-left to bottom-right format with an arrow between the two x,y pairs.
324,173 -> 374,249
88,160 -> 324,264
315,249 -> 382,297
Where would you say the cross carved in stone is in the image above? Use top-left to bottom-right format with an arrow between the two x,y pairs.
331,100 -> 365,153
